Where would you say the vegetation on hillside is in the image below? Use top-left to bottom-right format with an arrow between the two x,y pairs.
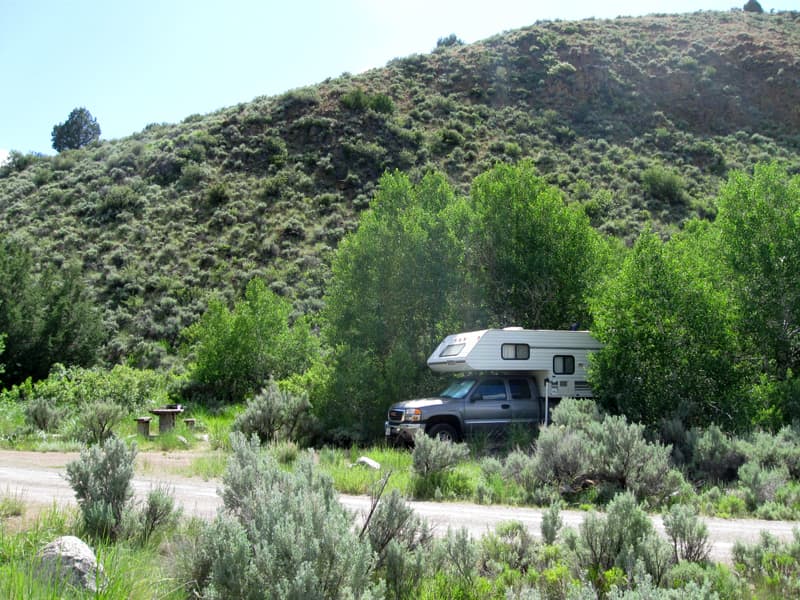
0,10 -> 798,368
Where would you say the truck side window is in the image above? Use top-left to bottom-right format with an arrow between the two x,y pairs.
509,378 -> 531,400
473,379 -> 507,401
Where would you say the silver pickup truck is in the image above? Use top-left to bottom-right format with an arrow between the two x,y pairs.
385,374 -> 545,443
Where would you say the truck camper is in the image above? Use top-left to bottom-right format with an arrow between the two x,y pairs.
385,327 -> 601,443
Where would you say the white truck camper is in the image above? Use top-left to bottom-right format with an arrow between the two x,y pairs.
427,327 -> 601,422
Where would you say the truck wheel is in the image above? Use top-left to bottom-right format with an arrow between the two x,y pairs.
427,423 -> 459,443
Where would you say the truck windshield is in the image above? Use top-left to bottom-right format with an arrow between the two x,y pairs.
439,379 -> 476,399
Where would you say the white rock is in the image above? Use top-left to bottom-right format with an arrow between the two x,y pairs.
355,456 -> 381,470
38,535 -> 104,592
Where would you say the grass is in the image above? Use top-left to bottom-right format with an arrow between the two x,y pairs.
0,505 -> 189,599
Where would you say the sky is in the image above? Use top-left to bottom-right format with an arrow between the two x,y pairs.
1,0 -> 794,162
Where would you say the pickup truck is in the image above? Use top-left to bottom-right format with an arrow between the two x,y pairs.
384,374 -> 545,443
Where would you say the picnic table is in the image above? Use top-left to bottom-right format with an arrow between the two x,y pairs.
148,405 -> 184,434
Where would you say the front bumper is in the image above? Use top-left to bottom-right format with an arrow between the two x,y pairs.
384,421 -> 423,441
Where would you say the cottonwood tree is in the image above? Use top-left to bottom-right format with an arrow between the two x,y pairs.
469,161 -> 611,329
717,163 -> 800,380
51,107 -> 101,152
320,171 -> 470,439
183,277 -> 317,404
589,225 -> 749,429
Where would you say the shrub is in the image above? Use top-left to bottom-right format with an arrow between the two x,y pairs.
642,165 -> 685,204
24,396 -> 63,432
187,433 -> 381,598
231,381 -> 311,443
531,426 -> 593,493
691,425 -> 745,483
541,501 -> 563,545
65,437 -> 136,540
411,430 -> 470,477
134,483 -> 181,545
737,461 -> 789,511
662,504 -> 710,563
480,520 -> 538,576
733,529 -> 800,597
572,492 -> 673,589
75,400 -> 126,445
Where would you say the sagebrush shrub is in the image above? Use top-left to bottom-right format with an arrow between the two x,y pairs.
76,400 -> 125,444
231,380 -> 311,443
188,433 -> 381,599
411,430 -> 470,477
691,425 -> 745,483
65,437 -> 136,540
662,504 -> 710,563
24,396 -> 63,432
541,501 -> 563,545
574,492 -> 672,589
480,520 -> 537,576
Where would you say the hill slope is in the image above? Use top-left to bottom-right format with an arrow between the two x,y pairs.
1,9 -> 798,366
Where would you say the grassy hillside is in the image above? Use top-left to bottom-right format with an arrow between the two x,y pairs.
1,9 -> 798,367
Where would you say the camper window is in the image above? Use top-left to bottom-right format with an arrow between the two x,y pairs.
440,343 -> 465,357
501,343 -> 530,360
553,355 -> 575,374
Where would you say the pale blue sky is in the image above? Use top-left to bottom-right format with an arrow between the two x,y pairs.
0,0 -> 793,161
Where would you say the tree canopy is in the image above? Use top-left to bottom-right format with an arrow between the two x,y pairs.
51,107 -> 101,152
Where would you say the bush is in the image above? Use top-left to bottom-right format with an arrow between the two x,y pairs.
642,166 -> 685,204
691,425 -> 745,483
231,381 -> 311,443
187,433 -> 381,598
75,400 -> 125,444
662,504 -> 710,563
135,483 -> 181,545
541,501 -> 563,545
24,396 -> 63,432
65,437 -> 136,540
411,430 -> 470,477
572,492 -> 673,590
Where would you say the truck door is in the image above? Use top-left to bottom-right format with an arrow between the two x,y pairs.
462,377 -> 512,436
509,377 -> 539,425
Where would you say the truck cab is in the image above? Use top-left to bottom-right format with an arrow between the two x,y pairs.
385,374 -> 542,443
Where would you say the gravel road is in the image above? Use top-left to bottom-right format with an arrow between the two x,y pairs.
1,450 -> 796,563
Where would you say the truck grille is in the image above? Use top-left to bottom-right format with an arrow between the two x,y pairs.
388,409 -> 404,422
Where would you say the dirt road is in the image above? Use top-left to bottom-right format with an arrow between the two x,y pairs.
1,450 -> 796,563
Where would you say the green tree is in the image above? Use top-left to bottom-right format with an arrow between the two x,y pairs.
469,161 -> 608,328
590,225 -> 748,429
184,277 -> 317,404
320,171 -> 470,440
716,163 -> 800,381
0,237 -> 105,385
51,107 -> 101,152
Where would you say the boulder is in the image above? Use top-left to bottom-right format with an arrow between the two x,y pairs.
38,535 -> 104,592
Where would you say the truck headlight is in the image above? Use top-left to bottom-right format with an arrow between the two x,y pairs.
405,408 -> 422,422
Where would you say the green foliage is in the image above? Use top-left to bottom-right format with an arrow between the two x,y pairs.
184,277 -> 318,404
412,430 -> 471,477
188,432 -> 382,598
662,504 -> 710,564
691,425 -> 745,483
541,501 -> 563,545
516,399 -> 679,504
0,237 -> 105,386
732,529 -> 800,598
321,171 -> 469,440
642,166 -> 685,204
573,492 -> 673,590
24,396 -> 64,432
231,380 -> 312,443
51,107 -> 101,152
65,437 -> 136,540
341,88 -> 395,114
75,400 -> 126,445
717,163 -> 800,390
590,225 -> 748,429
470,161 -> 607,328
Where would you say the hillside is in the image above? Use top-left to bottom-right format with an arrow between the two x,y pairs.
1,9 -> 799,367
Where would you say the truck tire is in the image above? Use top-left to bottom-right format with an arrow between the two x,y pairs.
427,423 -> 459,443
